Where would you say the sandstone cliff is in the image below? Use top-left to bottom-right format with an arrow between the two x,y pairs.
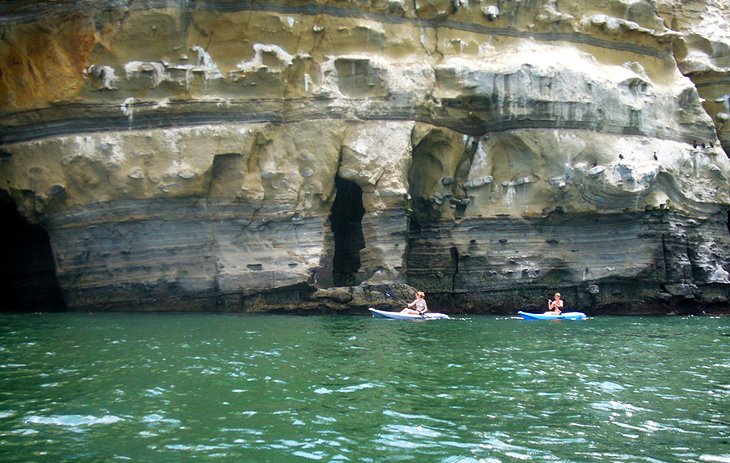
0,0 -> 728,313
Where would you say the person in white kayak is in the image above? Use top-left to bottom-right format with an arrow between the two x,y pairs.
400,291 -> 429,315
546,292 -> 563,314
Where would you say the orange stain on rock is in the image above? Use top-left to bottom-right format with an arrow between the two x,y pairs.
0,18 -> 98,113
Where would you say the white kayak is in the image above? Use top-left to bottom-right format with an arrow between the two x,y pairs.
368,308 -> 450,320
518,311 -> 587,320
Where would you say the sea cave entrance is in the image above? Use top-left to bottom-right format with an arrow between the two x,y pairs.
0,192 -> 65,311
330,176 -> 365,287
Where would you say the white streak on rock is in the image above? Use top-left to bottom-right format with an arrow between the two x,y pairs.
190,45 -> 222,80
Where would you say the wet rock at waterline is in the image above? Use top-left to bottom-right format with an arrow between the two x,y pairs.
0,0 -> 728,313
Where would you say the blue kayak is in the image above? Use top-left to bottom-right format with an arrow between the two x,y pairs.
369,308 -> 450,320
518,311 -> 587,320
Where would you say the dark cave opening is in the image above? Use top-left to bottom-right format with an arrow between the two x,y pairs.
0,192 -> 65,312
330,176 -> 366,287
450,245 -> 459,292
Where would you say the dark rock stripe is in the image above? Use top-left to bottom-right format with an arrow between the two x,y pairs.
0,0 -> 668,58
0,99 -> 712,145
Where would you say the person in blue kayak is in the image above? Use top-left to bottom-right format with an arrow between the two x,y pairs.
401,291 -> 429,315
546,292 -> 563,314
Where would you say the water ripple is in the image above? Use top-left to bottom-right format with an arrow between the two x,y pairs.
0,313 -> 727,462
25,414 -> 123,427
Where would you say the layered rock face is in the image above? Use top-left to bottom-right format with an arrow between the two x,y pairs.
0,0 -> 728,313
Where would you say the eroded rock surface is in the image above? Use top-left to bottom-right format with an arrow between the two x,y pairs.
0,0 -> 728,313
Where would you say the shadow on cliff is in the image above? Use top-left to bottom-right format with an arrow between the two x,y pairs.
0,191 -> 66,312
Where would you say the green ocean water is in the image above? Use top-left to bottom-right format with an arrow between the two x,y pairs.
0,313 -> 727,462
